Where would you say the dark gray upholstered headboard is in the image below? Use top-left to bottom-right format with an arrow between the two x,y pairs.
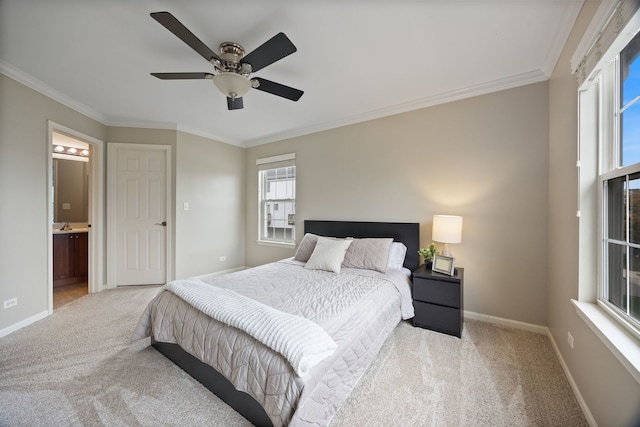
303,220 -> 420,272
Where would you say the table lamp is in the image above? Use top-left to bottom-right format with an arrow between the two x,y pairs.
432,215 -> 463,257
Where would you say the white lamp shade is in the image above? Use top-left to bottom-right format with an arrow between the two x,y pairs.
432,215 -> 463,244
213,72 -> 252,98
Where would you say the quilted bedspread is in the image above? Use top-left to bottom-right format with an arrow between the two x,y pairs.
133,259 -> 412,427
163,278 -> 338,376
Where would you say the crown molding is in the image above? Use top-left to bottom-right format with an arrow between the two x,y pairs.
0,60 -> 110,125
105,120 -> 244,148
1,59 -> 548,150
175,124 -> 244,148
244,69 -> 549,147
541,0 -> 584,77
105,120 -> 178,131
0,61 -> 245,148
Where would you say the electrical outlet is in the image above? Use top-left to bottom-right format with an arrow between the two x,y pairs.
4,298 -> 17,309
219,256 -> 226,262
183,202 -> 189,211
567,331 -> 574,349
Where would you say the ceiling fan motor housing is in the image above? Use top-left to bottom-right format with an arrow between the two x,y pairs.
217,42 -> 249,74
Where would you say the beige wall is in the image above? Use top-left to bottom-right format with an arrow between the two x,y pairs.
246,81 -> 550,326
0,74 -> 107,330
175,131 -> 245,278
105,128 -> 247,281
548,2 -> 640,425
0,77 -> 247,333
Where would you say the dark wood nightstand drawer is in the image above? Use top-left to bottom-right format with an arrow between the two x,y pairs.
413,277 -> 461,308
411,265 -> 464,338
413,301 -> 462,337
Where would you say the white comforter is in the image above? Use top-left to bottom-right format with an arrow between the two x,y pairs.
163,278 -> 337,376
133,258 -> 413,426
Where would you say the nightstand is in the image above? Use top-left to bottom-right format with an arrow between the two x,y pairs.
412,264 -> 464,338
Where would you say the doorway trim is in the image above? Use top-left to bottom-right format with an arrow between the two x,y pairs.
106,143 -> 173,288
47,121 -> 105,314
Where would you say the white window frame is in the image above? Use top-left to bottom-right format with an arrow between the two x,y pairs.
256,153 -> 296,248
598,40 -> 640,339
575,5 -> 640,384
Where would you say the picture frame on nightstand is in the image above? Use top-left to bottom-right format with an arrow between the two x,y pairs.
432,254 -> 455,275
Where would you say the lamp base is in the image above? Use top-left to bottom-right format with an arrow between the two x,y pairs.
441,243 -> 453,257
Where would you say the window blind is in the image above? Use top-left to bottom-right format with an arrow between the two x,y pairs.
574,0 -> 640,86
256,153 -> 295,171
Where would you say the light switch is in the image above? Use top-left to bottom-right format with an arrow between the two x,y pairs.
183,202 -> 189,211
62,203 -> 71,210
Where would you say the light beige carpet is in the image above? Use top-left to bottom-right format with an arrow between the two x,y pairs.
0,286 -> 586,426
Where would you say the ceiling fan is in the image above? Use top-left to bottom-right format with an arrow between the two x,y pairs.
150,11 -> 304,110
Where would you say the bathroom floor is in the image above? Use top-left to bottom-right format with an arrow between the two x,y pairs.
53,282 -> 88,310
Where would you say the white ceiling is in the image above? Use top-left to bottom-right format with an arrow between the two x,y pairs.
0,0 -> 583,147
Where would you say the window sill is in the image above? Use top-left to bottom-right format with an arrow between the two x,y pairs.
572,299 -> 640,384
256,240 -> 295,249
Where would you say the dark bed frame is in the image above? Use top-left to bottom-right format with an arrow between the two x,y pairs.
151,220 -> 419,427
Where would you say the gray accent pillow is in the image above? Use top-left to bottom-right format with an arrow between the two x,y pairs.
342,238 -> 393,273
294,233 -> 320,262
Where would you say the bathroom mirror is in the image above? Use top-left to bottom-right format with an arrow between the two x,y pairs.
53,158 -> 88,223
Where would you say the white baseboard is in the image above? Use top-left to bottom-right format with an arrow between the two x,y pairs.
0,310 -> 49,339
547,330 -> 598,427
194,266 -> 247,278
464,310 -> 596,426
464,310 -> 548,334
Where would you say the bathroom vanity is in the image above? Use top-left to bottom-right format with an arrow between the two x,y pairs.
53,230 -> 88,287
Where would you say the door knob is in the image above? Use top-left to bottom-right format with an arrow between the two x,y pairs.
155,221 -> 167,226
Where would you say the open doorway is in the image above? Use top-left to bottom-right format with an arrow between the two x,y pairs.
47,121 -> 104,314
52,132 -> 89,308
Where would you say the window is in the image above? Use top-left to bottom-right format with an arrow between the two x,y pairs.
600,30 -> 640,335
576,0 -> 640,382
257,154 -> 296,246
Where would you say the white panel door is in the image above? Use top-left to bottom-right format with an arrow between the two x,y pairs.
115,147 -> 167,285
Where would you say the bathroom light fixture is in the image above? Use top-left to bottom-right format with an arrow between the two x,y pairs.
52,144 -> 90,159
432,215 -> 463,257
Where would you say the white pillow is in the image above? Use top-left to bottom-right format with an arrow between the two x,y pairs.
304,237 -> 353,274
387,242 -> 408,269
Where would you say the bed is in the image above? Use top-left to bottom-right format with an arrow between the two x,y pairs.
133,220 -> 419,426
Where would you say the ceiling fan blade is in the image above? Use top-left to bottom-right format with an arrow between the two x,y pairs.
252,77 -> 303,101
151,12 -> 221,63
151,72 -> 213,80
241,33 -> 297,72
227,97 -> 244,110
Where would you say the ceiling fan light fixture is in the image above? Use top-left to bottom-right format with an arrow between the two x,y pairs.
213,72 -> 251,98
